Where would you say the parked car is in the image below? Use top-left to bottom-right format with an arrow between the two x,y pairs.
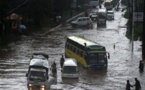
107,10 -> 114,20
89,10 -> 98,21
71,17 -> 92,28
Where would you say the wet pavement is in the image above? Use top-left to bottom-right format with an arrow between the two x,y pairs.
0,7 -> 144,90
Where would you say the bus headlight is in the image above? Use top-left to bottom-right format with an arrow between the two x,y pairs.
40,85 -> 45,90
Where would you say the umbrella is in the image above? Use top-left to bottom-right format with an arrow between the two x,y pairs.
19,24 -> 26,29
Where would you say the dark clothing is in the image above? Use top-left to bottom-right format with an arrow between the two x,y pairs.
134,79 -> 141,90
139,61 -> 144,71
51,62 -> 56,74
126,80 -> 133,90
60,56 -> 64,68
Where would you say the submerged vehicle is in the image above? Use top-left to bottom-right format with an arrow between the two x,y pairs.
26,53 -> 53,90
65,36 -> 110,70
62,58 -> 79,78
97,9 -> 107,26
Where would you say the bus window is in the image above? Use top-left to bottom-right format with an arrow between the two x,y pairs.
67,43 -> 70,50
73,47 -> 77,53
78,50 -> 81,56
82,52 -> 86,58
70,45 -> 73,51
66,43 -> 68,48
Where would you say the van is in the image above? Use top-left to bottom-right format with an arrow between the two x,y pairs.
62,58 -> 79,78
26,53 -> 53,90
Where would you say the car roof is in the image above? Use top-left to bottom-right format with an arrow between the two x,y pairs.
63,58 -> 77,66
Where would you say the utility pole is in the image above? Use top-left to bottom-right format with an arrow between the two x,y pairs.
131,0 -> 134,57
142,0 -> 145,60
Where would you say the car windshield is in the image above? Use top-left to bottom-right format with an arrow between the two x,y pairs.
29,69 -> 46,81
63,66 -> 77,74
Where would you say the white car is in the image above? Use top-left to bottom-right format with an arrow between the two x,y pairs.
107,10 -> 114,20
62,58 -> 79,79
71,17 -> 92,28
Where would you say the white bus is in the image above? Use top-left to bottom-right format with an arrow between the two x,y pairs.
62,58 -> 79,78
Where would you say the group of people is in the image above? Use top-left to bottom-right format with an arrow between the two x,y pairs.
126,60 -> 144,90
126,78 -> 141,90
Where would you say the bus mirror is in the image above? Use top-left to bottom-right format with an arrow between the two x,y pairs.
108,52 -> 110,59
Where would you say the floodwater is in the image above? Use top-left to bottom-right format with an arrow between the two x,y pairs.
0,8 -> 144,90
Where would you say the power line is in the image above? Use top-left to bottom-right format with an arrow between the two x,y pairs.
7,0 -> 28,15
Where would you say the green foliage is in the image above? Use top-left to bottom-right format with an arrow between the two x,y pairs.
125,0 -> 144,41
126,23 -> 143,41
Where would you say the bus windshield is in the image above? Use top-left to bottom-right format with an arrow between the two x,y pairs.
63,66 -> 77,74
87,53 -> 107,64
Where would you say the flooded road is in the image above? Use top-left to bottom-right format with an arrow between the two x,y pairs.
0,8 -> 144,90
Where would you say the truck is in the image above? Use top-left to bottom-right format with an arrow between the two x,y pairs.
26,53 -> 54,90
97,9 -> 107,26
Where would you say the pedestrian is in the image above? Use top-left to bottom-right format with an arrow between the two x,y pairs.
126,80 -> 133,90
113,44 -> 115,49
139,60 -> 144,71
134,78 -> 141,90
85,11 -> 88,17
60,55 -> 65,68
51,61 -> 56,76
56,15 -> 61,25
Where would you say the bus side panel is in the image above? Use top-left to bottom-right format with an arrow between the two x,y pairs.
65,48 -> 87,67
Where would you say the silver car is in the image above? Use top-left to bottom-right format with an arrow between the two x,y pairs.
71,17 -> 92,28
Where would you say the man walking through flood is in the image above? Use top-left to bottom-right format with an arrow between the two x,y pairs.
126,80 -> 133,90
134,78 -> 141,90
60,55 -> 65,68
